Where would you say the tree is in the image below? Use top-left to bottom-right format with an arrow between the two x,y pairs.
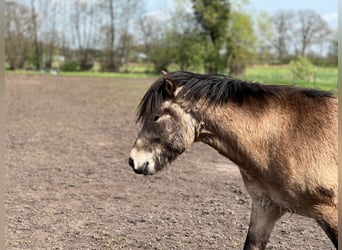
192,0 -> 230,73
118,0 -> 141,69
29,0 -> 41,70
170,0 -> 205,71
139,17 -> 177,73
289,56 -> 314,81
99,0 -> 141,72
102,0 -> 118,71
295,10 -> 331,57
38,0 -> 61,69
173,31 -> 205,71
325,31 -> 337,66
271,11 -> 294,63
226,11 -> 256,75
139,0 -> 205,73
138,15 -> 160,62
138,14 -> 177,73
5,1 -> 33,70
149,34 -> 177,73
69,0 -> 100,70
255,11 -> 274,64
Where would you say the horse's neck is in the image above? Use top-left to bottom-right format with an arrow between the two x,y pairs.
196,103 -> 284,170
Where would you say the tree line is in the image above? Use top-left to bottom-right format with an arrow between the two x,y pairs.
5,0 -> 337,75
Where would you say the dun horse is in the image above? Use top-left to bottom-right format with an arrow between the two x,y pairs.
128,71 -> 337,249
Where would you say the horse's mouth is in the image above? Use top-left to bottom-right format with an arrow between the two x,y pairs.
133,161 -> 153,175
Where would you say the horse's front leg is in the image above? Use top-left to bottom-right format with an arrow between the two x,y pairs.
313,204 -> 338,248
243,200 -> 285,250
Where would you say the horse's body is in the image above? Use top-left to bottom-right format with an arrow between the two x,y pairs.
128,71 -> 337,249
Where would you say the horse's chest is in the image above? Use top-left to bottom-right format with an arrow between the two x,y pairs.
239,169 -> 297,212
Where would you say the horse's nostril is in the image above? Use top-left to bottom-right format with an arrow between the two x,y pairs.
128,157 -> 134,168
142,161 -> 149,175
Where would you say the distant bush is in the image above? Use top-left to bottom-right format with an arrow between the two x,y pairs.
60,61 -> 80,72
289,56 -> 314,81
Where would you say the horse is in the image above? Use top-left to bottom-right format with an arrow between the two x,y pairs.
128,71 -> 337,249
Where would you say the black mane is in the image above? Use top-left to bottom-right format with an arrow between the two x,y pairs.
136,71 -> 334,124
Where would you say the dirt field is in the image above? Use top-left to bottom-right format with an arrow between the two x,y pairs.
5,74 -> 334,249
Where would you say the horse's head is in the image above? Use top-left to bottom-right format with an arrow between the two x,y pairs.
128,72 -> 200,175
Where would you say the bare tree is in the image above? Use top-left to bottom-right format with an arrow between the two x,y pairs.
30,0 -> 41,70
138,15 -> 163,61
65,0 -> 103,70
118,0 -> 141,69
99,0 -> 142,72
5,1 -> 33,70
39,0 -> 60,68
106,0 -> 117,71
255,11 -> 274,63
295,10 -> 331,56
325,30 -> 337,66
271,11 -> 294,63
27,0 -> 59,70
137,15 -> 173,72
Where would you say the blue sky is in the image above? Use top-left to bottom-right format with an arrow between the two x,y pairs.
248,0 -> 338,28
248,0 -> 337,14
145,0 -> 338,29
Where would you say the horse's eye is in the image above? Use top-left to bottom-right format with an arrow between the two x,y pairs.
153,115 -> 160,122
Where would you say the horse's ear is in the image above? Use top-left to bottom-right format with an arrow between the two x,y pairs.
163,77 -> 176,97
161,70 -> 176,97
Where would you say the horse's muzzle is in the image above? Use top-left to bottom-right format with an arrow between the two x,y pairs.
129,157 -> 150,175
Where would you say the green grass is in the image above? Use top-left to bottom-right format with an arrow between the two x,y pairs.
6,64 -> 338,92
5,69 -> 157,79
60,71 -> 157,78
242,65 -> 338,91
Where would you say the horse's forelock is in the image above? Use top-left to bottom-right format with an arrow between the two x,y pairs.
136,72 -> 195,124
137,78 -> 162,124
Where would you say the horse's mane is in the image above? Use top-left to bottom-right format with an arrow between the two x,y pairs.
137,71 -> 334,124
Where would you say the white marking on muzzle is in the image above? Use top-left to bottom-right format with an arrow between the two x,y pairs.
129,148 -> 156,174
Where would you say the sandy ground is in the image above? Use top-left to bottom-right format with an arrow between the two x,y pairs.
5,74 -> 334,249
